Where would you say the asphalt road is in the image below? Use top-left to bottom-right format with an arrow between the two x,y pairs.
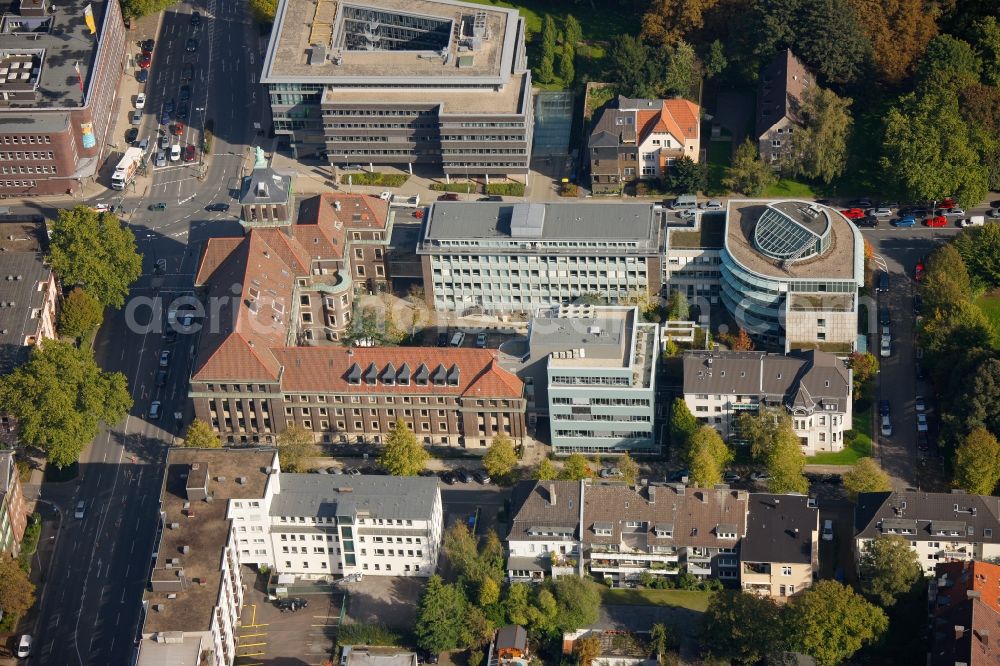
27,0 -> 263,663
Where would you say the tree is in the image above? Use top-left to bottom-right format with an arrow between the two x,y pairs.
415,575 -> 467,654
0,555 -> 35,624
703,39 -> 728,79
731,328 -> 754,351
667,289 -> 689,321
766,428 -> 809,494
847,352 -> 879,397
182,419 -> 221,449
957,359 -> 1000,436
641,0 -> 720,46
736,408 -> 791,461
843,458 -> 891,501
552,576 -> 601,633
783,86 -> 853,185
785,581 -> 888,666
460,606 -> 495,649
661,40 -> 701,101
662,338 -> 680,358
478,576 -> 501,608
377,420 -> 429,476
0,341 -> 131,468
607,35 -> 658,99
919,301 -> 994,366
849,0 -> 938,84
483,434 -> 517,479
538,15 -> 557,84
669,398 -> 698,452
922,244 -> 974,313
574,634 -> 602,665
558,453 -> 593,480
620,452 -> 640,486
563,15 -> 582,49
954,222 -> 1000,291
248,0 -> 277,23
795,0 -> 871,84
723,139 -> 776,196
277,425 -> 320,473
444,523 -> 483,582
972,16 -> 1000,86
954,427 -> 1000,495
687,426 -> 732,486
702,590 -> 783,665
664,156 -> 707,194
49,207 -> 142,309
859,535 -> 923,607
558,45 -> 575,85
917,34 -> 982,92
59,288 -> 105,341
120,0 -> 175,19
880,90 -> 989,208
534,458 -> 558,480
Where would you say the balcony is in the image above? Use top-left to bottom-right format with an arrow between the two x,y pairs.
743,562 -> 771,575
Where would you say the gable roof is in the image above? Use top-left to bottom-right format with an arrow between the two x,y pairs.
508,480 -> 583,542
741,494 -> 818,564
855,490 -> 1000,544
756,49 -> 812,138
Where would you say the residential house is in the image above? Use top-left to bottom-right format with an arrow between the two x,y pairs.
855,490 -> 1000,575
562,630 -> 657,666
584,482 -> 748,586
491,625 -> 529,662
756,50 -> 813,166
740,494 -> 819,600
0,451 -> 27,557
589,96 -> 700,195
929,561 -> 1000,666
506,480 -> 583,581
682,349 -> 852,456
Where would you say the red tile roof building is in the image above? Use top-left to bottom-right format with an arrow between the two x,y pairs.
931,561 -> 1000,666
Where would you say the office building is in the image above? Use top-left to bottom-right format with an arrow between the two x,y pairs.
0,0 -> 127,197
740,493 -> 819,599
418,202 -> 664,313
261,0 -> 533,179
682,349 -> 852,456
855,490 -> 1000,575
519,305 -> 657,455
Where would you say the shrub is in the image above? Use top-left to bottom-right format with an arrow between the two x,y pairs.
335,622 -> 402,647
559,183 -> 579,197
339,172 -> 408,187
485,182 -> 525,197
17,512 -> 42,571
430,182 -> 479,193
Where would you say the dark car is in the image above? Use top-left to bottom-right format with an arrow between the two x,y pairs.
879,400 -> 890,417
276,597 -> 308,612
474,470 -> 491,484
437,193 -> 460,201
179,85 -> 191,102
478,195 -> 503,202
667,469 -> 691,483
177,103 -> 189,120
184,145 -> 196,162
141,38 -> 155,52
855,215 -> 879,228
440,471 -> 455,485
190,10 -> 201,25
148,202 -> 167,211
155,369 -> 168,387
437,331 -> 448,347
185,38 -> 199,52
164,99 -> 175,114
848,198 -> 873,208
125,127 -> 139,143
916,363 -> 926,380
182,64 -> 194,81
159,111 -> 171,126
206,202 -> 231,212
879,306 -> 891,326
457,469 -> 474,484
913,294 -> 923,314
420,652 -> 440,665
136,69 -> 149,83
877,270 -> 889,292
164,328 -> 177,344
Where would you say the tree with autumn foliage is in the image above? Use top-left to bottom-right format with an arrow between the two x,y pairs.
641,0 -> 720,47
731,328 -> 755,351
849,0 -> 939,85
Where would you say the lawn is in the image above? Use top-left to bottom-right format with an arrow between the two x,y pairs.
601,588 -> 714,612
762,178 -> 820,199
975,293 -> 1000,349
462,0 -> 639,43
807,405 -> 872,465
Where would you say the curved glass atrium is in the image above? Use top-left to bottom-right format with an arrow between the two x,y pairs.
752,203 -> 832,263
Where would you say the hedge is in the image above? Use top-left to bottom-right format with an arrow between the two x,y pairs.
486,182 -> 525,196
430,182 -> 479,193
339,172 -> 409,187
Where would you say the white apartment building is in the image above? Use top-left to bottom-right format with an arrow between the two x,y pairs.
682,349 -> 852,456
855,490 -> 1000,575
506,480 -> 584,581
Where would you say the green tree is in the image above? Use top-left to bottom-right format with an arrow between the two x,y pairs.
538,15 -> 557,84
661,40 -> 700,101
954,427 -> 1000,495
49,207 -> 142,309
687,425 -> 732,486
736,408 -> 791,461
478,576 -> 501,607
917,34 -> 982,92
703,39 -> 728,79
859,535 -> 923,607
665,156 -> 707,194
277,424 -> 320,473
444,523 -> 482,581
850,0 -> 939,85
957,359 -> 1000,436
843,457 -> 891,501
607,35 -> 658,99
377,419 -> 429,476
0,341 -> 131,468
248,0 -> 277,23
667,289 -> 689,321
182,419 -> 221,449
120,0 -> 175,19
0,555 -> 35,626
796,0 -> 871,84
59,288 -> 105,341
766,428 -> 809,494
559,453 -> 593,480
620,452 -> 640,486
922,244 -> 974,313
669,398 -> 698,453
552,576 -> 601,633
919,301 -> 994,365
972,16 -> 1000,86
564,15 -> 582,49
702,590 -> 783,665
784,85 -> 853,184
460,606 -> 495,649
501,582 -> 533,626
558,45 -> 575,85
954,222 -> 1000,290
880,90 -> 988,208
785,581 -> 888,666
534,458 -> 558,480
847,352 -> 879,397
483,433 -> 517,479
415,575 -> 467,653
723,139 -> 776,196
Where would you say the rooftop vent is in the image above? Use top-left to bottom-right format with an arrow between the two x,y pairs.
236,476 -> 247,485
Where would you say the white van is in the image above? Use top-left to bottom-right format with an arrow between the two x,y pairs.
450,331 -> 466,347
822,519 -> 834,541
672,194 -> 698,210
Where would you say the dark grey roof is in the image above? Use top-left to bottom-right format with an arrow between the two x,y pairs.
495,625 -> 527,651
741,494 -> 818,565
0,220 -> 51,375
507,480 -> 582,542
756,49 -> 812,138
682,350 -> 850,413
240,166 -> 292,205
270,474 -> 440,521
855,490 -> 1000,543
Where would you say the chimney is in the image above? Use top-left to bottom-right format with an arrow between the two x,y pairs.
548,483 -> 557,506
648,485 -> 655,504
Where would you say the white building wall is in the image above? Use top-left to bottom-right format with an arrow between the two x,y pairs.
857,537 -> 1000,575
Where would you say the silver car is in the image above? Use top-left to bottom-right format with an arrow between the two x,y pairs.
154,150 -> 167,167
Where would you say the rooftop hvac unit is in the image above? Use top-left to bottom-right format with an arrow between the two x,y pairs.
237,476 -> 247,485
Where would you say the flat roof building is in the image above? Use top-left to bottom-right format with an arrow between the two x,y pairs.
262,0 -> 532,179
0,0 -> 127,197
418,202 -> 664,313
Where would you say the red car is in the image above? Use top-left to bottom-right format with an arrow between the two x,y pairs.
915,259 -> 925,281
941,197 -> 955,209
841,208 -> 865,220
138,53 -> 151,69
184,145 -> 196,162
171,122 -> 185,136
925,215 -> 947,227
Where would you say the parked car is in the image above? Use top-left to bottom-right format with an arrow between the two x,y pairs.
848,198 -> 873,209
915,259 -> 925,281
125,127 -> 139,143
190,10 -> 201,25
74,501 -> 86,519
986,207 -> 1000,219
130,110 -> 142,125
880,337 -> 891,358
600,467 -> 623,478
136,69 -> 149,83
882,325 -> 891,345
939,207 -> 965,217
881,415 -> 893,437
159,350 -> 171,367
184,145 -> 196,162
749,471 -> 771,482
892,216 -> 916,227
141,38 -> 155,51
916,363 -> 926,380
855,215 -> 879,228
171,121 -> 185,136
913,294 -> 924,314
436,331 -> 448,347
723,471 -> 741,483
170,143 -> 181,161
840,208 -> 865,219
16,634 -> 31,658
879,306 -> 891,326
474,470 -> 491,484
475,332 -> 487,348
667,469 -> 690,483
206,202 -> 230,212
440,471 -> 456,485
879,399 -> 890,416
925,215 -> 947,227
276,597 -> 308,612
437,193 -> 460,201
478,195 -> 503,202
148,401 -> 161,420
154,150 -> 167,167
877,270 -> 889,292
450,331 -> 466,347
699,199 -> 723,210
822,519 -> 834,541
917,413 -> 929,433
457,469 -> 474,484
870,207 -> 893,218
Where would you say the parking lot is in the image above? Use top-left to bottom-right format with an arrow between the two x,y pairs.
236,572 -> 344,666
344,575 -> 424,628
441,486 -> 510,538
